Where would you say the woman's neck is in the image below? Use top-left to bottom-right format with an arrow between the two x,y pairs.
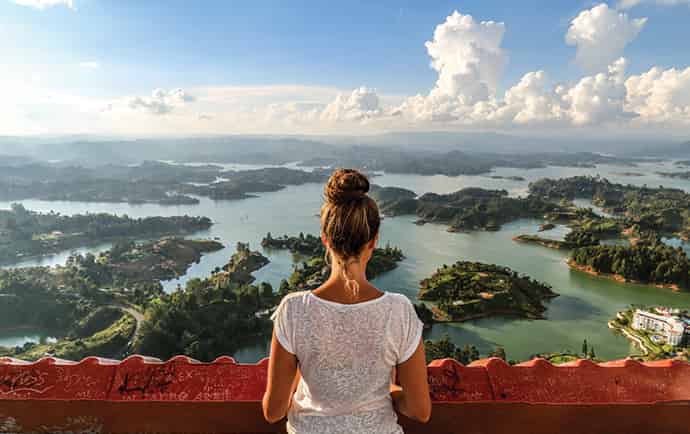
313,254 -> 381,304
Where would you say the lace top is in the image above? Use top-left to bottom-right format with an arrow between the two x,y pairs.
271,291 -> 424,434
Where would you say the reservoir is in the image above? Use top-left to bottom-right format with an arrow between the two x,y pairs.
2,160 -> 690,362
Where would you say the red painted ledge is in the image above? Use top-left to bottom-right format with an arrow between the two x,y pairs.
1,356 -> 689,433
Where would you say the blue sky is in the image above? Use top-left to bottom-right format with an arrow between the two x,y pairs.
2,0 -> 690,136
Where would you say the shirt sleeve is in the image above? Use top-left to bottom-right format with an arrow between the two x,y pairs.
397,297 -> 425,364
270,295 -> 295,355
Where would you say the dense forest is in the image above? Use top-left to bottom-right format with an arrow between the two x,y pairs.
0,161 -> 329,204
371,186 -> 565,232
529,176 -> 690,237
262,232 -> 405,292
133,244 -> 276,361
570,240 -> 690,289
0,203 -> 214,263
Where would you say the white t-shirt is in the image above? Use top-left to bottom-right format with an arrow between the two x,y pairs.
271,291 -> 424,434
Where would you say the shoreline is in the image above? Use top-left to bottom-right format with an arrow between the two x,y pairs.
607,321 -> 650,356
566,260 -> 682,291
430,308 -> 547,324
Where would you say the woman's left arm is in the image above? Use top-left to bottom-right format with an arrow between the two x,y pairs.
262,330 -> 299,424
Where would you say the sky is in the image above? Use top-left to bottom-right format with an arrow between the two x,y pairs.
1,0 -> 690,137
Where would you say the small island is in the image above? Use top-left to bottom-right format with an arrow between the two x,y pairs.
418,261 -> 558,322
488,175 -> 526,181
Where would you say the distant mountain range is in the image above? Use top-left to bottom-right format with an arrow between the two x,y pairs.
0,132 -> 688,166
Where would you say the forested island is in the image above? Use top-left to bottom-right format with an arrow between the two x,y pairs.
657,171 -> 690,180
418,261 -> 558,322
262,233 -> 404,292
370,186 -> 564,232
569,240 -> 690,290
0,160 -> 329,204
0,203 -> 214,264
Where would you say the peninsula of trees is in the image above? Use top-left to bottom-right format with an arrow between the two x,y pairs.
418,261 -> 558,322
0,237 -> 222,360
370,185 -> 564,232
569,240 -> 690,290
0,203 -> 214,264
0,160 -> 329,204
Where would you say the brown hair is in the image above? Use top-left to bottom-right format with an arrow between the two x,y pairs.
320,168 -> 380,293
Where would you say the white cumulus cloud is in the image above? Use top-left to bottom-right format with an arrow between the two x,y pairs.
562,58 -> 634,124
106,88 -> 195,116
566,4 -> 646,73
626,66 -> 690,123
320,87 -> 382,122
11,0 -> 74,9
396,10 -> 507,122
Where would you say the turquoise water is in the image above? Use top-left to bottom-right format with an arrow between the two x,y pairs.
1,160 -> 690,362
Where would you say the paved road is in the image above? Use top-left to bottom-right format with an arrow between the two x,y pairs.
106,304 -> 145,357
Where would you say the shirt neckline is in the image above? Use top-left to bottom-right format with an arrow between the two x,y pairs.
308,291 -> 389,308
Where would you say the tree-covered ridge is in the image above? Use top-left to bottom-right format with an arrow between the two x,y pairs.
0,203 -> 214,264
0,160 -> 329,204
133,244 -> 276,362
262,233 -> 404,293
370,186 -> 564,232
657,171 -> 690,180
570,240 -> 690,290
419,261 -> 558,322
0,266 -> 92,330
514,228 -> 602,250
298,148 -> 641,177
529,176 -> 690,237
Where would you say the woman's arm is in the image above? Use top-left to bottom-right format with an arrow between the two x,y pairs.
391,339 -> 431,423
262,331 -> 299,424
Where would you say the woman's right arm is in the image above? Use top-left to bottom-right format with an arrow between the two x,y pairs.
392,339 -> 431,423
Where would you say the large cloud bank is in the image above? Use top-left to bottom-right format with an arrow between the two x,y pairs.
302,4 -> 690,130
11,2 -> 690,135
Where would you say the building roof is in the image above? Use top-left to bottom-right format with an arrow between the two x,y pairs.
634,309 -> 686,334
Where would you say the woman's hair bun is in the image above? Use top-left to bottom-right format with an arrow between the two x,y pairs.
324,168 -> 370,205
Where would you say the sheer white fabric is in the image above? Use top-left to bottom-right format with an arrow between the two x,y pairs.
271,291 -> 424,434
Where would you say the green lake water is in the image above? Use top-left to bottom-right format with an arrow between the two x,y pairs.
2,160 -> 690,361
